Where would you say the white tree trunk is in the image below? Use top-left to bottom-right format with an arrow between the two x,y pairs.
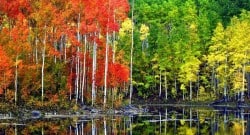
159,70 -> 162,97
15,56 -> 18,105
104,32 -> 109,107
35,37 -> 38,64
75,13 -> 81,104
64,36 -> 67,63
190,81 -> 192,100
41,25 -> 47,104
70,61 -> 73,100
75,52 -> 79,104
104,117 -> 107,135
242,55 -> 246,101
129,0 -> 134,105
165,73 -> 167,100
197,73 -> 200,100
81,35 -> 87,103
92,119 -> 96,135
92,35 -> 97,106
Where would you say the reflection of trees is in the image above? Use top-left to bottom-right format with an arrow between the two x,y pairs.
18,120 -> 69,134
0,108 -> 249,134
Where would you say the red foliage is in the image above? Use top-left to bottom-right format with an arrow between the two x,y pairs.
108,63 -> 129,87
0,0 -> 30,19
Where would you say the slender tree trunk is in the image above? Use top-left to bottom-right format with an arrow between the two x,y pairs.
15,56 -> 18,105
112,31 -> 116,63
129,0 -> 134,105
79,62 -> 82,100
81,35 -> 87,103
104,32 -> 109,107
174,76 -> 177,92
75,122 -> 79,135
104,0 -> 110,107
41,25 -> 47,104
81,122 -> 84,135
165,109 -> 167,134
197,73 -> 200,100
212,66 -> 216,95
241,62 -> 246,102
70,60 -> 73,101
92,35 -> 97,106
183,88 -> 185,100
35,37 -> 38,64
64,36 -> 67,63
129,116 -> 133,135
159,70 -> 162,97
190,81 -> 192,100
60,35 -> 63,61
189,108 -> 192,127
247,73 -> 250,98
224,54 -> 228,101
92,119 -> 96,135
75,13 -> 81,104
159,112 -> 162,134
165,73 -> 167,100
75,48 -> 80,104
104,117 -> 107,135
53,41 -> 57,64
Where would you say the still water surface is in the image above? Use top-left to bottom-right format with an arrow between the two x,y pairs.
0,106 -> 250,135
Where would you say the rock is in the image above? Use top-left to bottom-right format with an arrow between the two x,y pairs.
31,110 -> 41,119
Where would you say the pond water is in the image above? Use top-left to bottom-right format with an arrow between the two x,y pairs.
0,106 -> 250,135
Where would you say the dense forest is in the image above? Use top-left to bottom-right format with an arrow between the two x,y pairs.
0,0 -> 250,109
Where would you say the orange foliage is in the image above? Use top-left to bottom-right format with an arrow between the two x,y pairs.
0,46 -> 13,94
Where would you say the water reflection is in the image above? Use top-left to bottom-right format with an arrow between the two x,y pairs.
0,107 -> 250,134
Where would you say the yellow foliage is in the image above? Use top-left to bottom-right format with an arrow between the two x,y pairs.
232,122 -> 244,135
180,119 -> 185,125
119,18 -> 132,38
139,24 -> 150,40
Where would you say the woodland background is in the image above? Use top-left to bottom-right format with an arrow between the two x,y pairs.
0,0 -> 250,109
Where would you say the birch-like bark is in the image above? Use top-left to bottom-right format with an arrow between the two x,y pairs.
75,13 -> 81,104
112,14 -> 116,63
104,32 -> 109,107
159,70 -> 162,97
35,37 -> 38,64
92,35 -> 97,106
75,122 -> 79,135
190,81 -> 192,100
92,119 -> 96,135
224,54 -> 228,101
164,73 -> 168,100
41,25 -> 47,104
241,52 -> 246,101
15,56 -> 18,105
197,73 -> 200,100
104,0 -> 111,108
129,0 -> 134,105
64,36 -> 67,63
81,35 -> 87,103
104,117 -> 107,135
70,60 -> 73,100
75,49 -> 80,104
